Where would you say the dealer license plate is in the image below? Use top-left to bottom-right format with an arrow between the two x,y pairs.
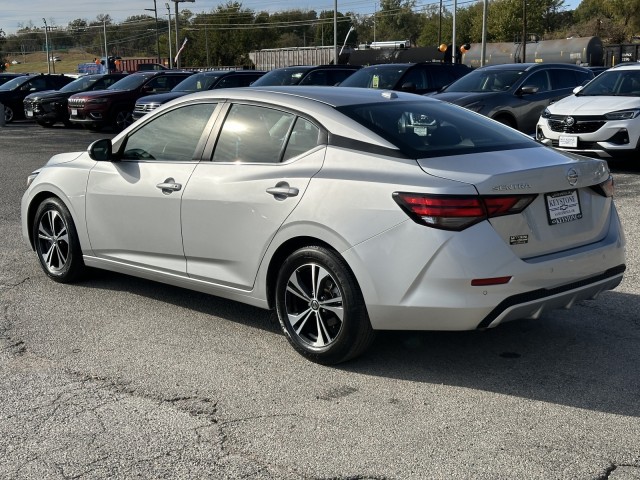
71,109 -> 78,116
545,189 -> 582,225
558,135 -> 578,148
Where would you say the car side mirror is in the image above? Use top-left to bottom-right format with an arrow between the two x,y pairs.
573,85 -> 584,94
401,82 -> 417,93
88,138 -> 113,161
141,85 -> 153,93
519,85 -> 539,95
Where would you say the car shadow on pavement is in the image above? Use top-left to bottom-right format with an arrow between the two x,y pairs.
80,269 -> 640,418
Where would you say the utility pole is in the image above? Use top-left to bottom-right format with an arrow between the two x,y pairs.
522,0 -> 527,62
103,18 -> 108,71
42,18 -> 50,74
334,0 -> 338,64
145,1 -> 161,63
452,0 -> 457,64
166,3 -> 173,68
481,0 -> 488,66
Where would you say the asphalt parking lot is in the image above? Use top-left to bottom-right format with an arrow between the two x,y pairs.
1,122 -> 639,479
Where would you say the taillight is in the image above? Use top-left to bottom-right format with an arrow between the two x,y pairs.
590,175 -> 614,198
393,192 -> 537,231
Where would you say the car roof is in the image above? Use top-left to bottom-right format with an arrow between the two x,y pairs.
188,85 -> 434,108
610,62 -> 640,70
195,70 -> 265,76
477,63 -> 590,72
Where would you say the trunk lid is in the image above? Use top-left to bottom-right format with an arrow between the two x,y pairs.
416,147 -> 613,259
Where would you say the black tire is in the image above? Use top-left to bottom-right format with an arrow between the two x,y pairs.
113,108 -> 133,132
4,105 -> 14,123
33,197 -> 84,283
493,115 -> 516,129
275,246 -> 375,364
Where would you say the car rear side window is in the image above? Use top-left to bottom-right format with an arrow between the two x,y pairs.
122,103 -> 217,162
282,118 -> 321,161
212,104 -> 295,163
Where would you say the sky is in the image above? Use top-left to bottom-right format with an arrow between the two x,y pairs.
1,0 -> 582,36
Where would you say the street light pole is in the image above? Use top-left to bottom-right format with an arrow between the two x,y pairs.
172,0 -> 194,69
42,18 -> 50,74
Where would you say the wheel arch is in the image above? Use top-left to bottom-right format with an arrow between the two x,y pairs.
26,190 -> 83,251
265,236 -> 338,310
491,111 -> 518,129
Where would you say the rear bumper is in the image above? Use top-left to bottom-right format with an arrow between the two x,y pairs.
343,207 -> 626,331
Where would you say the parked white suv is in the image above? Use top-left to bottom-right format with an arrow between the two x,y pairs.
536,63 -> 640,158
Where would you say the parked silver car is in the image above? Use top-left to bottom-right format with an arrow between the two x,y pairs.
21,87 -> 626,364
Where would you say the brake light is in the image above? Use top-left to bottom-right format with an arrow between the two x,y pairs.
393,192 -> 537,231
590,175 -> 614,198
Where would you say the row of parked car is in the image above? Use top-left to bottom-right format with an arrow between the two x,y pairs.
3,60 -> 640,158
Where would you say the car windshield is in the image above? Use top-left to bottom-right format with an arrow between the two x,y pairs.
0,76 -> 29,91
442,69 -> 524,93
251,68 -> 312,86
59,75 -> 102,93
337,100 -> 537,158
339,66 -> 408,89
578,70 -> 640,96
172,73 -> 222,92
107,74 -> 149,91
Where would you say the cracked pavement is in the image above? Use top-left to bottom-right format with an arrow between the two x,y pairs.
1,123 -> 639,479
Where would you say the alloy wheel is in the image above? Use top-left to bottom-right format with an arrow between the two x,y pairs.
284,263 -> 344,348
37,209 -> 70,274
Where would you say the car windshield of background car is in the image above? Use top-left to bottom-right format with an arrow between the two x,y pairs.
443,70 -> 524,93
339,66 -> 407,89
173,73 -> 222,92
251,68 -> 310,86
337,100 -> 537,158
0,76 -> 30,91
59,76 -> 101,93
106,74 -> 148,91
579,71 -> 640,96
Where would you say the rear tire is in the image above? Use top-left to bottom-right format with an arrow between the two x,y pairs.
275,246 -> 375,364
113,109 -> 133,131
33,197 -> 85,283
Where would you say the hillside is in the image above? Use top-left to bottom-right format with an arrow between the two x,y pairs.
4,50 -> 101,75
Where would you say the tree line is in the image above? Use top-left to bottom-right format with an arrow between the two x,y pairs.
1,0 -> 639,70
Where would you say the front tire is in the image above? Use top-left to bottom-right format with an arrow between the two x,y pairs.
275,246 -> 375,364
33,197 -> 84,283
4,105 -> 14,123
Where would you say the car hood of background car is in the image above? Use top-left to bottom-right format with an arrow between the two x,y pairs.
137,91 -> 186,105
25,90 -> 63,101
72,90 -> 130,100
431,91 -> 503,106
416,144 -> 607,194
548,95 -> 640,115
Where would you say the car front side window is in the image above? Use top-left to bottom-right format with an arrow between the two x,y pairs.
122,103 -> 217,162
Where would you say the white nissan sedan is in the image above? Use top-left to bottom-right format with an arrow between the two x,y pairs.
21,87 -> 626,364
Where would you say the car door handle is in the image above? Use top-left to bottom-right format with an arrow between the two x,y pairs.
156,178 -> 182,194
266,183 -> 299,200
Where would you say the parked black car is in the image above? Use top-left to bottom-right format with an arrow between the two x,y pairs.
68,70 -> 193,131
133,70 -> 265,120
24,73 -> 128,127
250,65 -> 361,87
338,62 -> 471,94
0,74 -> 74,122
0,73 -> 28,87
430,63 -> 594,134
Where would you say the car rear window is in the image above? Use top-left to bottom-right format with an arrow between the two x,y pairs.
336,100 -> 538,158
339,66 -> 408,89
